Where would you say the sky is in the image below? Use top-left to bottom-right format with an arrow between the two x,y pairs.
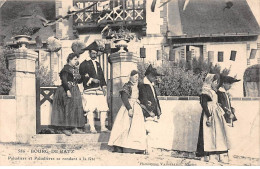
247,0 -> 260,25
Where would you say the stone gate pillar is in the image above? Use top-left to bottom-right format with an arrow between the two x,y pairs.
5,48 -> 38,143
109,52 -> 139,125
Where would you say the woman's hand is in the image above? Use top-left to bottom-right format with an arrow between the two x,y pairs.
149,112 -> 155,117
206,116 -> 212,127
67,90 -> 72,97
128,109 -> 133,117
87,78 -> 100,86
230,113 -> 235,119
92,79 -> 100,84
231,107 -> 235,113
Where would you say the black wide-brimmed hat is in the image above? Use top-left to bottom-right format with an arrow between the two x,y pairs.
145,64 -> 162,76
220,75 -> 240,84
83,41 -> 102,52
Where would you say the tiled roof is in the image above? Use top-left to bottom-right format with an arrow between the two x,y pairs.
168,0 -> 260,37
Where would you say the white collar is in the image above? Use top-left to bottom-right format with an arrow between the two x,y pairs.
143,77 -> 154,86
132,82 -> 138,88
219,87 -> 227,93
86,58 -> 98,62
129,81 -> 135,85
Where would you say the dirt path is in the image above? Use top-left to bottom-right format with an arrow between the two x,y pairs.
0,143 -> 259,166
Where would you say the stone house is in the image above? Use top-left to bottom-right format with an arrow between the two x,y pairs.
50,0 -> 260,97
1,0 -> 259,97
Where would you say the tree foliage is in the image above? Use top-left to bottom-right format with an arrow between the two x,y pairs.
138,57 -> 230,96
0,47 -> 13,95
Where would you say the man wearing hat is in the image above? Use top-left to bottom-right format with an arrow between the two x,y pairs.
139,64 -> 162,122
138,64 -> 162,153
79,43 -> 109,133
217,75 -> 240,127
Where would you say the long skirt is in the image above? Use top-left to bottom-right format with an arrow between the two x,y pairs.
108,99 -> 147,151
51,85 -> 85,128
196,102 -> 230,157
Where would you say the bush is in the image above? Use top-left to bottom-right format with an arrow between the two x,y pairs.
0,47 -> 13,95
192,56 -> 230,76
71,41 -> 86,54
36,65 -> 55,87
137,57 -> 230,96
155,61 -> 205,96
46,36 -> 62,52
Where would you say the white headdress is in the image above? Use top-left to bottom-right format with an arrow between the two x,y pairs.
201,73 -> 215,98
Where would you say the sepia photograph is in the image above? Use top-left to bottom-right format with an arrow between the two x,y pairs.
0,0 -> 259,166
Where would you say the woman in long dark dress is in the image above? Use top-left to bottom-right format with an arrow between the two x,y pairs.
196,73 -> 230,163
51,53 -> 85,136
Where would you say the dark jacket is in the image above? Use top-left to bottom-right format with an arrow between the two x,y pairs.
138,82 -> 161,118
119,81 -> 134,111
79,60 -> 106,90
217,90 -> 237,123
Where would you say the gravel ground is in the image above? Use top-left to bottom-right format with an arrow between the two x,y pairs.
0,143 -> 259,166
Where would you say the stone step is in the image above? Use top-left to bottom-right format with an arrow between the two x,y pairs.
30,132 -> 110,145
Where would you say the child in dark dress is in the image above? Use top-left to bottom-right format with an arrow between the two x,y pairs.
217,75 -> 240,127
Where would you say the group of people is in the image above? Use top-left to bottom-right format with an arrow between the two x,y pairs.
108,65 -> 162,154
196,73 -> 239,163
50,46 -> 163,154
109,68 -> 239,160
50,46 -> 239,162
51,48 -> 109,136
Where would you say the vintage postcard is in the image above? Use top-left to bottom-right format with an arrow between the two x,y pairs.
0,0 -> 259,166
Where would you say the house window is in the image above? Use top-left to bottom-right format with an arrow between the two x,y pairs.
218,51 -> 223,62
230,50 -> 236,61
249,49 -> 257,59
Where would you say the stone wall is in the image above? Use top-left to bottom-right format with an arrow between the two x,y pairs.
38,93 -> 260,159
0,96 -> 16,142
150,96 -> 260,158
